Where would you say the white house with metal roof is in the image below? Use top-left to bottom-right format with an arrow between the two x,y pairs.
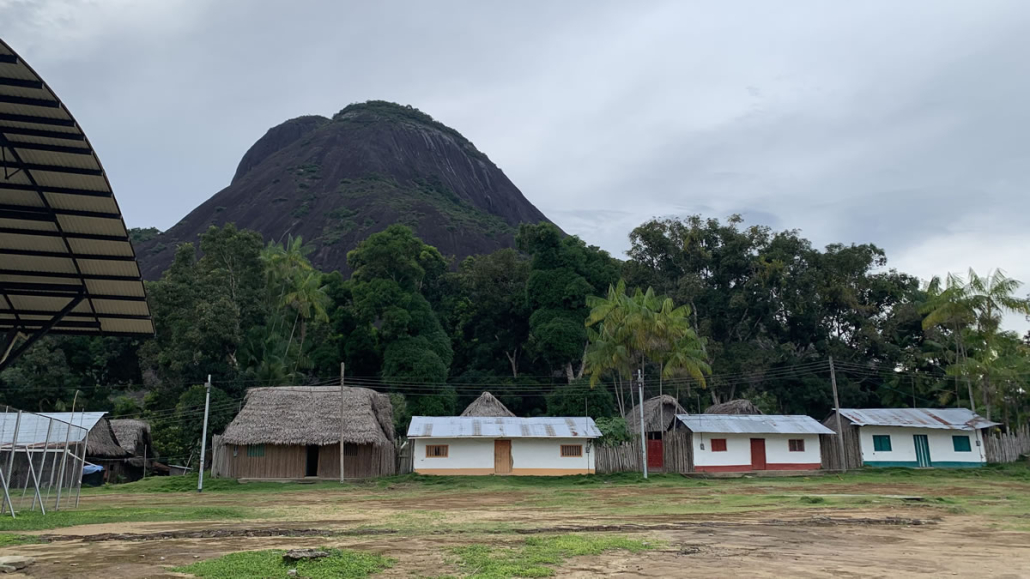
676,414 -> 834,473
826,408 -> 996,469
406,416 -> 601,476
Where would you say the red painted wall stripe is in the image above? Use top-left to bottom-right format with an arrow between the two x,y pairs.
695,463 -> 821,473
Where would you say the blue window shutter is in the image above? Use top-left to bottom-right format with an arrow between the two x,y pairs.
952,436 -> 971,452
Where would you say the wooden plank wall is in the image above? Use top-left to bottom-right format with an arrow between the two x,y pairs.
211,439 -> 396,479
985,425 -> 1030,463
820,418 -> 863,471
596,432 -> 693,474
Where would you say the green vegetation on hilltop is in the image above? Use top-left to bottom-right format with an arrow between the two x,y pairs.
333,100 -> 489,162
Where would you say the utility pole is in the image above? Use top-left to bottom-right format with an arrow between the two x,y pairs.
638,368 -> 648,479
197,375 -> 212,493
344,360 -> 352,482
829,357 -> 847,473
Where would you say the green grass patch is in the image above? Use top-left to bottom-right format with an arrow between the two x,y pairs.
450,534 -> 655,578
85,474 -> 353,494
0,506 -> 247,532
173,548 -> 393,579
0,534 -> 42,547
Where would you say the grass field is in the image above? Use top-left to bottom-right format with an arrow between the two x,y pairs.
0,464 -> 1027,577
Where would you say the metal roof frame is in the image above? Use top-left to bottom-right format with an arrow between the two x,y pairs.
0,38 -> 153,368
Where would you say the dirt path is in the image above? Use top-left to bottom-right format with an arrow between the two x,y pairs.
4,512 -> 1028,578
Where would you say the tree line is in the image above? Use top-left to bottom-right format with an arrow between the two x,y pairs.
2,215 -> 1028,460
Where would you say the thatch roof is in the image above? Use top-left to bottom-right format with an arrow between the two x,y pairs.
461,392 -> 516,418
221,386 -> 395,447
705,399 -> 764,415
626,395 -> 687,433
86,418 -> 132,459
110,419 -> 152,457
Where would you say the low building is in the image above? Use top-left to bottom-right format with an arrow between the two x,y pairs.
407,416 -> 600,476
676,414 -> 833,473
109,419 -> 153,482
823,408 -> 996,469
216,386 -> 396,480
626,395 -> 687,470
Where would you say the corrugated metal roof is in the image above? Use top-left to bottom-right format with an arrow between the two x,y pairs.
675,414 -> 835,435
0,411 -> 104,446
838,408 -> 998,430
407,416 -> 601,439
0,38 -> 153,337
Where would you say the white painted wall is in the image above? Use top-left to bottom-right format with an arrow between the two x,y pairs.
412,438 -> 595,473
692,433 -> 822,468
858,427 -> 986,465
413,438 -> 494,472
511,438 -> 595,472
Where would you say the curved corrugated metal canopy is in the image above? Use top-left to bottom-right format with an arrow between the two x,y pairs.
0,39 -> 152,338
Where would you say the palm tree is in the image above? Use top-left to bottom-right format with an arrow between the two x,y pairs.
584,281 -> 711,416
283,270 -> 331,373
962,269 -> 1030,420
923,269 -> 1030,420
921,273 -> 976,411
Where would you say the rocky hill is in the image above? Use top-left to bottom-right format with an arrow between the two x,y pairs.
135,101 -> 554,278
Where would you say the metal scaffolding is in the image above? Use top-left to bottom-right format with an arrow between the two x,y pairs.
0,409 -> 91,517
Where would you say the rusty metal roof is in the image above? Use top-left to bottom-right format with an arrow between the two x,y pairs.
0,38 -> 153,339
838,408 -> 998,430
407,416 -> 601,439
675,414 -> 834,435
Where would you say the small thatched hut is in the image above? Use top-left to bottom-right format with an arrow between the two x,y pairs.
626,395 -> 687,435
461,392 -> 516,418
85,418 -> 134,483
626,395 -> 688,470
217,386 -> 396,480
110,419 -> 152,481
705,399 -> 763,415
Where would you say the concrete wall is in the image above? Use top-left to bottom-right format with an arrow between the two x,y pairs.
858,427 -> 986,467
413,438 -> 595,475
691,433 -> 822,472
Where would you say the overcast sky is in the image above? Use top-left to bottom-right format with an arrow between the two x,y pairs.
2,0 -> 1028,333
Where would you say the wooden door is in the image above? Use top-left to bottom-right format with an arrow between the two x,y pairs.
647,439 -> 664,469
494,440 -> 512,474
913,435 -> 932,467
750,438 -> 767,470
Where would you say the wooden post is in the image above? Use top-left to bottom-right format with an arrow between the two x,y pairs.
197,375 -> 212,493
346,360 -> 350,482
829,357 -> 847,472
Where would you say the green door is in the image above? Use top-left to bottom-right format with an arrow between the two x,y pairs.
913,435 -> 931,467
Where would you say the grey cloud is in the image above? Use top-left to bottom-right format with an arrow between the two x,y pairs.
2,0 -> 1028,333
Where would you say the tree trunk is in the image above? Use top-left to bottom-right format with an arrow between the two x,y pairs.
576,342 -> 588,380
285,310 -> 300,359
564,362 -> 575,384
504,349 -> 519,379
983,375 -> 991,422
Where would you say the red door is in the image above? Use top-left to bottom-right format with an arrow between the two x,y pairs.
750,438 -> 767,470
647,438 -> 664,469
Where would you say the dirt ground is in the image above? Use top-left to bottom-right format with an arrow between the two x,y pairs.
3,483 -> 1029,578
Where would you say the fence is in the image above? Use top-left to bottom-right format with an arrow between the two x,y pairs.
0,409 -> 89,517
595,430 -> 694,474
984,425 -> 1030,464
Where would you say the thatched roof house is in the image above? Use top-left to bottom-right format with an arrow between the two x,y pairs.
86,418 -> 132,459
216,386 -> 396,480
461,392 -> 516,418
705,399 -> 763,415
626,395 -> 687,434
110,419 -> 152,457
